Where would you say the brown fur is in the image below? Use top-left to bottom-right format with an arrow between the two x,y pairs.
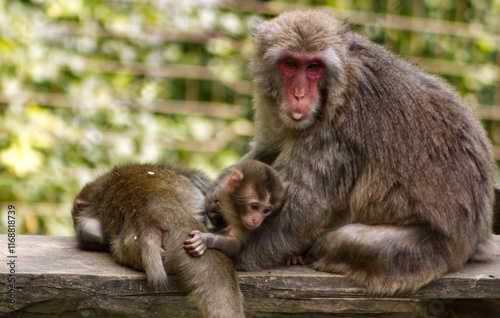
219,160 -> 287,240
206,9 -> 497,296
72,163 -> 244,318
186,160 -> 287,257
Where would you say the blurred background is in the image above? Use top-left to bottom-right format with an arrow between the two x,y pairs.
0,0 -> 499,236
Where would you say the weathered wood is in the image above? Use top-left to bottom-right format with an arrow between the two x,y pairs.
1,235 -> 499,317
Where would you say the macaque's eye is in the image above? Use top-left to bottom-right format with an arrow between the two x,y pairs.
285,61 -> 297,68
263,208 -> 272,215
251,204 -> 259,211
308,64 -> 320,70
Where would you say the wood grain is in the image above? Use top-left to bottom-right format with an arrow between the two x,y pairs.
1,235 -> 499,317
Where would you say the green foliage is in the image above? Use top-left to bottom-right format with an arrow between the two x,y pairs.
0,0 -> 499,235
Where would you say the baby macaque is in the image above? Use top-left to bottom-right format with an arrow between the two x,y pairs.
184,160 -> 288,257
72,163 -> 244,318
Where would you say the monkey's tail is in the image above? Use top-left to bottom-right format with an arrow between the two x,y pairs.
306,223 -> 474,296
162,230 -> 245,318
142,230 -> 168,289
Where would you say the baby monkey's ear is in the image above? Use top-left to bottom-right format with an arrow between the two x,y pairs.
226,169 -> 244,193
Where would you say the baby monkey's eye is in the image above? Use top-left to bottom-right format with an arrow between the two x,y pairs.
251,204 -> 259,211
263,208 -> 272,215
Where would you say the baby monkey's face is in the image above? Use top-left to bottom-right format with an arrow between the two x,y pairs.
240,192 -> 274,229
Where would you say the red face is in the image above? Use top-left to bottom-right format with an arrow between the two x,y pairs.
278,53 -> 326,124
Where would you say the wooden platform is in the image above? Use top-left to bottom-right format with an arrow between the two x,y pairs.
1,235 -> 500,317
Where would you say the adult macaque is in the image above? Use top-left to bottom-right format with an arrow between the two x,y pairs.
206,9 -> 497,295
72,163 -> 244,318
184,160 -> 288,257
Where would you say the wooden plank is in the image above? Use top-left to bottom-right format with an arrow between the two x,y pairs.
493,146 -> 500,162
219,2 -> 500,40
40,20 -> 227,44
38,4 -> 500,41
477,105 -> 500,121
409,57 -> 499,81
494,186 -> 500,234
1,235 -> 500,317
0,91 -> 249,119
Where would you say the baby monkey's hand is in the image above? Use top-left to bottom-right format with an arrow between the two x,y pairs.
184,230 -> 207,257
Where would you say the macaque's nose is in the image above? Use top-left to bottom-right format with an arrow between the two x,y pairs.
294,92 -> 305,100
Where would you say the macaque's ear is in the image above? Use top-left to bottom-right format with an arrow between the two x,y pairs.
76,199 -> 91,212
281,182 -> 291,200
226,170 -> 244,193
282,182 -> 290,195
248,16 -> 265,39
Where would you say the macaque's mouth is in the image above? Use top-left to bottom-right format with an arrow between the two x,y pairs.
288,112 -> 310,122
243,221 -> 260,230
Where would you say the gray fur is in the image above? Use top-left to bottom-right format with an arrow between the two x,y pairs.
207,9 -> 497,296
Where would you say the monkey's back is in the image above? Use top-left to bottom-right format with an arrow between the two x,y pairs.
344,34 -> 495,237
100,164 -> 205,229
85,164 -> 208,275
